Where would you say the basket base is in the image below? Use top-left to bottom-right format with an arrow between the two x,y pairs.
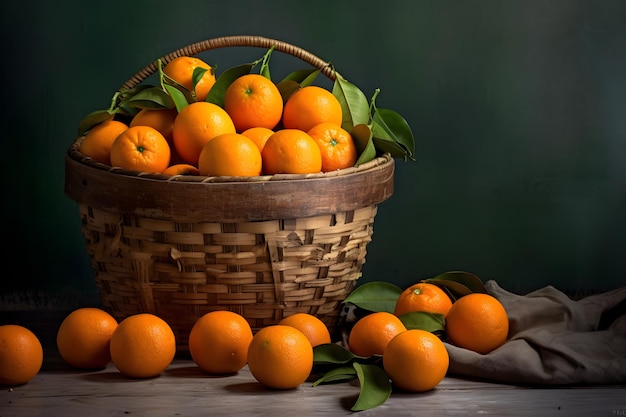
79,204 -> 379,352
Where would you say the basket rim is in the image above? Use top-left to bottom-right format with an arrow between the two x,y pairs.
65,145 -> 394,222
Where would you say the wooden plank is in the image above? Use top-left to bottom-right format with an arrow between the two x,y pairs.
2,358 -> 624,417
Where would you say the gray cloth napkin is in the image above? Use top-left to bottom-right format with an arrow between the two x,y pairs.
445,280 -> 626,385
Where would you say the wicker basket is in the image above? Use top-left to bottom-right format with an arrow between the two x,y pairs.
64,35 -> 395,352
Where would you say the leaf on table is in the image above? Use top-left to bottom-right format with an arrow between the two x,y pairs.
313,343 -> 359,365
398,311 -> 446,333
311,365 -> 357,386
343,281 -> 403,313
424,271 -> 488,300
351,363 -> 392,412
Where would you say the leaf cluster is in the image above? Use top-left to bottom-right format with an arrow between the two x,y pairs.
311,271 -> 488,411
76,47 -> 415,165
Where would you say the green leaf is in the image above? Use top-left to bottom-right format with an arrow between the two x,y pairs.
432,271 -> 488,293
343,281 -> 402,313
259,46 -> 275,79
313,343 -> 359,365
423,279 -> 472,301
205,63 -> 254,107
372,135 -> 414,159
424,271 -> 488,300
164,84 -> 190,112
312,366 -> 357,386
281,68 -> 321,87
351,123 -> 378,166
332,76 -> 370,132
77,110 -> 114,137
276,79 -> 301,103
398,311 -> 446,333
191,66 -> 209,99
351,363 -> 392,412
122,86 -> 175,109
116,103 -> 140,118
371,107 -> 415,161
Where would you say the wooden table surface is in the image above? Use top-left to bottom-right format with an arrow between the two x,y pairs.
2,353 -> 625,417
2,311 -> 625,416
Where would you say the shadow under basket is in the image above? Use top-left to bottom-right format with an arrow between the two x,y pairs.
63,35 -> 395,352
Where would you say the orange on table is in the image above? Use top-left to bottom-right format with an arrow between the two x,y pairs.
188,311 -> 253,374
247,324 -> 313,389
282,85 -> 342,132
162,163 -> 199,176
0,324 -> 43,386
56,307 -> 118,369
109,313 -> 176,378
130,107 -> 178,141
197,133 -> 262,177
445,293 -> 509,354
261,129 -> 322,175
278,313 -> 331,347
383,329 -> 449,392
79,119 -> 128,165
348,311 -> 407,357
393,282 -> 453,317
241,126 -> 274,152
224,73 -> 283,131
163,56 -> 216,102
110,125 -> 171,173
307,122 -> 357,172
172,101 -> 236,165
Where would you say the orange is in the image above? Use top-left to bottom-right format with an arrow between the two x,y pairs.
307,122 -> 357,172
163,56 -> 216,102
109,313 -> 176,378
56,307 -> 118,370
278,313 -> 331,347
224,74 -> 283,131
383,329 -> 449,392
393,282 -> 453,317
261,129 -> 322,175
282,85 -> 342,132
241,126 -> 274,152
172,101 -> 236,165
79,119 -> 128,165
445,293 -> 509,354
130,108 -> 178,141
162,163 -> 200,176
197,133 -> 262,177
247,324 -> 313,389
347,311 -> 407,357
109,125 -> 171,173
188,311 -> 253,374
0,325 -> 43,386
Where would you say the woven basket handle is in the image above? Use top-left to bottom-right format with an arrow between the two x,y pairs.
120,35 -> 336,91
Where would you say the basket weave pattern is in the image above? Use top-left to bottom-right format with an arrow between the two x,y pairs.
65,36 -> 394,351
79,204 -> 377,348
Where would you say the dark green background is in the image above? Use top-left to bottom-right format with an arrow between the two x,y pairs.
2,0 -> 625,309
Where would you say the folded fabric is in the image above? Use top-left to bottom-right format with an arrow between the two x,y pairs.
445,280 -> 626,385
